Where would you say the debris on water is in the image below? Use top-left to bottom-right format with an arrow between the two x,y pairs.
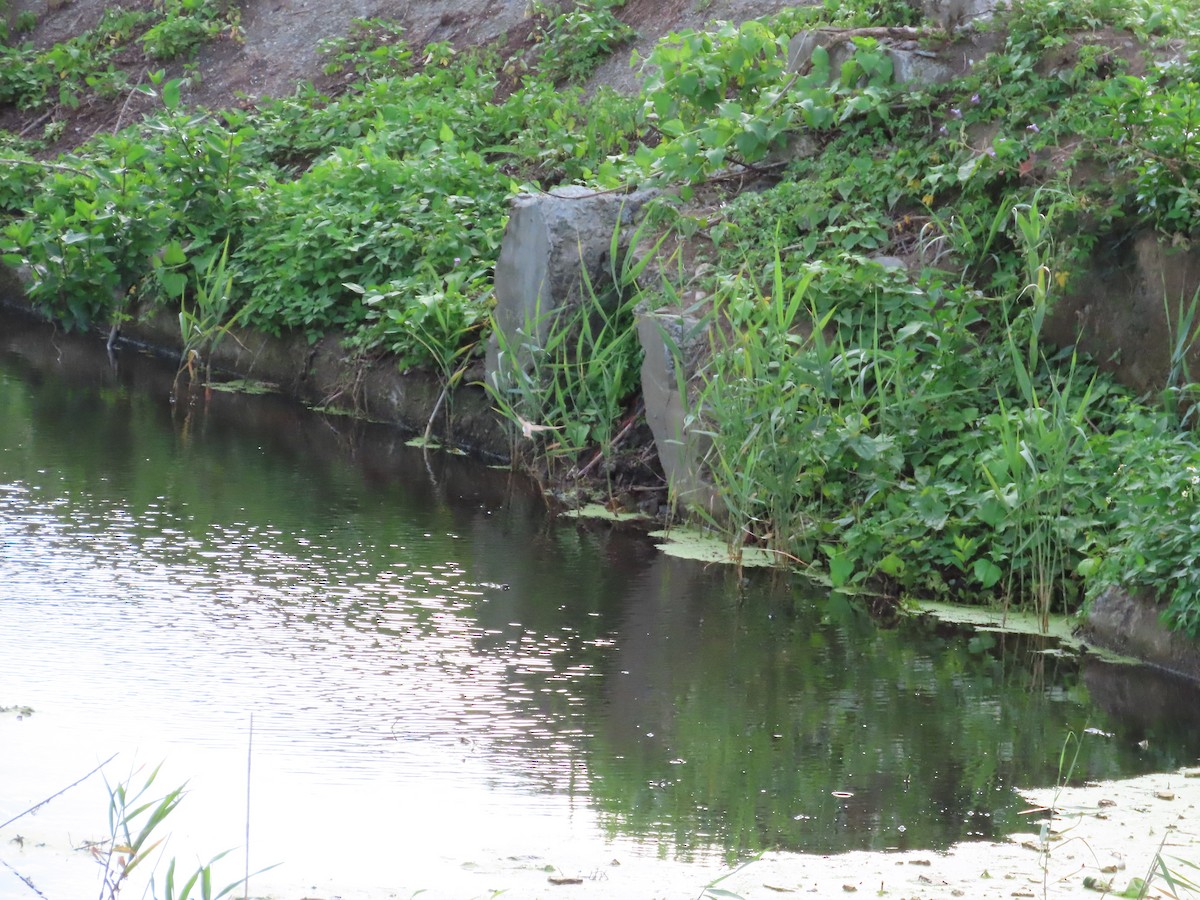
561,503 -> 650,524
404,436 -> 466,454
648,529 -> 779,566
203,378 -> 278,394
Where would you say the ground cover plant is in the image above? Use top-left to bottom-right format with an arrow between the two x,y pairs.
0,3 -> 642,353
614,0 -> 1200,630
2,0 -> 1200,633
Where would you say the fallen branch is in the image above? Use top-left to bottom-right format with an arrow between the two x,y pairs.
0,156 -> 93,178
0,753 -> 117,832
0,858 -> 47,899
109,67 -> 150,136
16,110 -> 53,139
574,400 -> 644,479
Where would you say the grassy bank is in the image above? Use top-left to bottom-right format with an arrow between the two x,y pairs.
1,0 -> 1199,632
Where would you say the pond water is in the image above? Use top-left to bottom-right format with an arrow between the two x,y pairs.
2,309 -> 1200,899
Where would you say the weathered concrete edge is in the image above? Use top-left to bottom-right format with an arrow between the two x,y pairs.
0,262 -> 514,462
1081,586 -> 1200,684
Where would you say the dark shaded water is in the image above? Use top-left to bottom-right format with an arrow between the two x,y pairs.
2,309 -> 1199,896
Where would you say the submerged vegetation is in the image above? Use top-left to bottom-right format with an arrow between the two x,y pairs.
2,0 -> 1200,632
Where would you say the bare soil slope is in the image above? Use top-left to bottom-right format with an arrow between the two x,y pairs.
3,0 -> 800,150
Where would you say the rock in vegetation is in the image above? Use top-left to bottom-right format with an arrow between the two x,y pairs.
486,185 -> 655,390
1047,232 -> 1200,398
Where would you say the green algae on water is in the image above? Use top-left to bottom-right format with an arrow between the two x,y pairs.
649,528 -> 780,567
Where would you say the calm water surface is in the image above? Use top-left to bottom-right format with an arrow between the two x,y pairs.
2,310 -> 1199,898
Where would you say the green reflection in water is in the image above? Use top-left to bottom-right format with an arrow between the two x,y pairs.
572,566 -> 1200,859
2,311 -> 1199,868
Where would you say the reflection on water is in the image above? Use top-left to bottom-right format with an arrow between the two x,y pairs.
1,309 -> 1199,897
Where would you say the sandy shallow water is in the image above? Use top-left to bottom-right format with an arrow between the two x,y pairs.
384,767 -> 1200,900
2,725 -> 1198,900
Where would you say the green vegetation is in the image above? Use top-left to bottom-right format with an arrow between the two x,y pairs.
620,0 -> 1200,634
1,4 -> 642,364
175,235 -> 245,389
1,0 -> 1200,632
531,0 -> 637,83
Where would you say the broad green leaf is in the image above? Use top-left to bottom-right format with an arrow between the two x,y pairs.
162,78 -> 181,110
973,558 -> 1003,589
957,154 -> 982,183
828,552 -> 854,588
160,271 -> 188,298
161,240 -> 187,267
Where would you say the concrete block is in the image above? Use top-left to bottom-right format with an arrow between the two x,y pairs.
637,308 -> 718,514
486,185 -> 655,392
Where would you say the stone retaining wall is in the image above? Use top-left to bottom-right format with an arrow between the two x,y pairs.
1083,587 -> 1200,683
0,276 -> 511,461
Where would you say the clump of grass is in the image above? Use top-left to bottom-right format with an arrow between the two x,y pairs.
100,759 -> 273,900
173,236 -> 247,393
486,211 -> 666,481
487,273 -> 644,468
1144,850 -> 1200,898
982,192 -> 1099,630
0,755 -> 270,900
